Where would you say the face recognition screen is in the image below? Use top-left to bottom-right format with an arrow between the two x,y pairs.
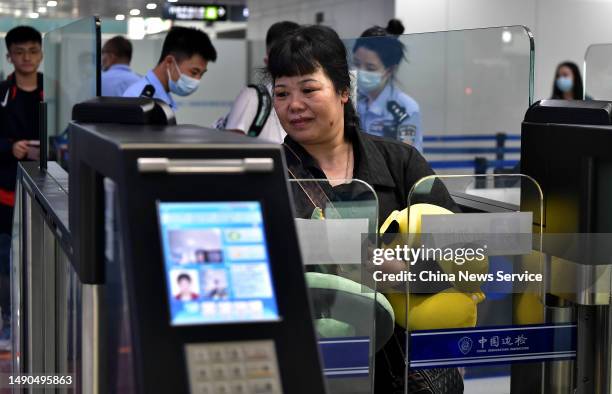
158,201 -> 279,325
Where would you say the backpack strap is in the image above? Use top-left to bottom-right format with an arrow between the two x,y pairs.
0,73 -> 44,105
246,84 -> 272,137
283,142 -> 340,219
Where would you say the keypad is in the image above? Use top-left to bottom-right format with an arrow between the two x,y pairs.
186,340 -> 282,394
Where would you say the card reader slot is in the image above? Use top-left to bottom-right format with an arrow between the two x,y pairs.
137,158 -> 274,174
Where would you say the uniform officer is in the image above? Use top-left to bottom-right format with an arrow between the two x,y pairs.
357,83 -> 421,151
101,36 -> 140,97
352,22 -> 423,152
123,26 -> 217,112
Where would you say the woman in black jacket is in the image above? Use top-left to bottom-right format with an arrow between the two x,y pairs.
267,25 -> 461,393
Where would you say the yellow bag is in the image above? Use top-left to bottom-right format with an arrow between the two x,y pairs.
379,203 -> 487,330
386,290 -> 485,331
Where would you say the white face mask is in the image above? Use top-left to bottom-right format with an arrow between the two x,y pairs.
556,76 -> 573,93
357,69 -> 384,93
167,58 -> 200,96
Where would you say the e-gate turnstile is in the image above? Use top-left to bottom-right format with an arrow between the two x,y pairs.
12,98 -> 327,394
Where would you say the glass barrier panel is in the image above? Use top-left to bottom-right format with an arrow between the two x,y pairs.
247,39 -> 267,85
383,173 -> 582,394
584,43 -> 612,100
43,17 -> 99,166
290,178 -> 383,394
0,42 -> 8,80
10,182 -> 22,374
56,246 -> 79,393
423,172 -> 530,207
174,39 -> 247,126
129,36 -> 248,126
344,26 -> 533,175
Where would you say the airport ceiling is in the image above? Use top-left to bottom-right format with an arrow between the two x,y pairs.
3,0 -> 246,19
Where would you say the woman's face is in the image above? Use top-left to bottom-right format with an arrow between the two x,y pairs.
557,65 -> 573,81
273,67 -> 349,145
353,47 -> 392,94
353,46 -> 387,73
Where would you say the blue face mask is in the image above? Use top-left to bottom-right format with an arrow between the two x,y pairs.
357,69 -> 384,93
556,76 -> 573,93
167,59 -> 200,96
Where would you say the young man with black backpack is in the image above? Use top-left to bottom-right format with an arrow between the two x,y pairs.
0,26 -> 44,337
215,21 -> 299,142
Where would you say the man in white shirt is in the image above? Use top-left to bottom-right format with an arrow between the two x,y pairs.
215,21 -> 299,143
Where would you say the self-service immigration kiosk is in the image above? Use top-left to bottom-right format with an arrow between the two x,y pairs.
68,98 -> 327,394
521,99 -> 612,394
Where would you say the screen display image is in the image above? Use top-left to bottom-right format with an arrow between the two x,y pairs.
158,201 -> 279,325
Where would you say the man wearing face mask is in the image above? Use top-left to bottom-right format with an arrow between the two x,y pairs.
123,26 -> 217,112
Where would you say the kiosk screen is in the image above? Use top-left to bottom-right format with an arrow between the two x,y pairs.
158,201 -> 280,325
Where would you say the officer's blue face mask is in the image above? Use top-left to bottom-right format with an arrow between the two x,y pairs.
556,76 -> 573,93
167,58 -> 200,96
357,69 -> 384,94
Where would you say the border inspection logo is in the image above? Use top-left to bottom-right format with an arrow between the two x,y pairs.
458,337 -> 473,355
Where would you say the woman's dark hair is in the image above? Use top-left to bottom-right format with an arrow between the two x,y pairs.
265,21 -> 300,49
267,25 -> 360,135
552,61 -> 584,100
386,19 -> 405,35
352,21 -> 407,68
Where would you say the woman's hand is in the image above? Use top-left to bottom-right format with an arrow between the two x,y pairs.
364,246 -> 409,291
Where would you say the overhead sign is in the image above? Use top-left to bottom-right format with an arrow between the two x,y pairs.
162,3 -> 227,21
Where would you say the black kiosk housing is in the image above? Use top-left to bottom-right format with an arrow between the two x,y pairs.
522,99 -> 612,233
69,108 -> 326,393
521,99 -> 612,394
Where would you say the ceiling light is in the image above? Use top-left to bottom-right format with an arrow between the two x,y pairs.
29,12 -> 40,18
115,14 -> 125,21
38,6 -> 47,13
14,9 -> 22,17
146,3 -> 157,10
130,8 -> 141,16
168,0 -> 178,2
127,17 -> 146,39
47,0 -> 58,6
502,30 -> 512,44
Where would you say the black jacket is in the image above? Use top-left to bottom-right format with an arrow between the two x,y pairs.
283,129 -> 459,393
283,128 -> 457,225
0,72 -> 44,194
